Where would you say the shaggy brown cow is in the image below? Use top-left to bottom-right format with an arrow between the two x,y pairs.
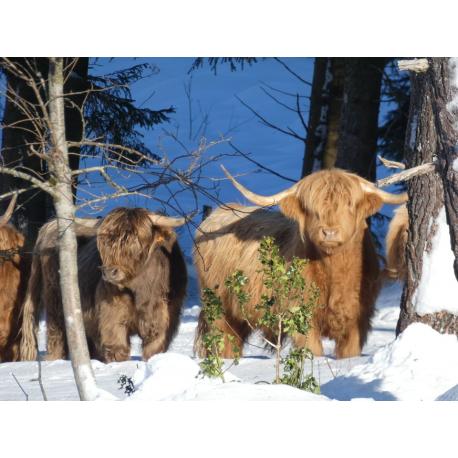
385,204 -> 408,282
194,166 -> 407,359
20,207 -> 187,362
0,195 -> 27,362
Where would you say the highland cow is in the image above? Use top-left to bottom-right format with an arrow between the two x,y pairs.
20,207 -> 187,362
0,195 -> 27,362
194,166 -> 407,359
385,204 -> 409,282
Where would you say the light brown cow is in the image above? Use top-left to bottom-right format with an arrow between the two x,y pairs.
0,195 -> 27,362
194,167 -> 407,359
20,207 -> 187,362
385,204 -> 409,282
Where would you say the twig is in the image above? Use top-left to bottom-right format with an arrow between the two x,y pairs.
0,166 -> 57,196
229,142 -> 296,183
296,94 -> 309,134
11,373 -> 29,400
378,155 -> 405,170
377,162 -> 436,188
259,86 -> 298,114
236,96 -> 306,141
0,186 -> 40,201
273,58 -> 312,86
324,356 -> 336,379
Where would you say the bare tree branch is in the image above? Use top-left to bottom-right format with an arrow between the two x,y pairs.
377,162 -> 436,188
0,166 -> 56,196
229,142 -> 296,183
378,155 -> 406,170
273,58 -> 312,86
236,95 -> 305,141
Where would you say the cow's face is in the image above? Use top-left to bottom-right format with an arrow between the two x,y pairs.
280,172 -> 383,255
221,165 -> 407,256
96,208 -> 171,287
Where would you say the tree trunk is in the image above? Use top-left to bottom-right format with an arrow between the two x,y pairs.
397,58 -> 458,336
48,57 -> 98,401
335,58 -> 387,181
322,58 -> 345,170
301,58 -> 345,176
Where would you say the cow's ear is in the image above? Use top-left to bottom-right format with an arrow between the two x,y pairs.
360,193 -> 383,217
154,227 -> 173,245
279,195 -> 305,222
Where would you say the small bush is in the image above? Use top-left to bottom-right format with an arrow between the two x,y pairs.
280,347 -> 320,393
198,287 -> 239,380
199,236 -> 319,393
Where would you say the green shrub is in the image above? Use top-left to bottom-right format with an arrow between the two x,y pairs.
198,287 -> 240,380
199,236 -> 319,393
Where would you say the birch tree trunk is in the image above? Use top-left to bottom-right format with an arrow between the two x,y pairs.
397,58 -> 458,335
48,57 -> 98,400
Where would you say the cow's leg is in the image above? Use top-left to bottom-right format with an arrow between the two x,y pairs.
0,297 -> 14,356
208,317 -> 248,359
97,283 -> 132,363
195,312 -> 248,359
138,300 -> 171,360
0,307 -> 12,361
218,317 -> 248,359
292,325 -> 324,357
43,262 -> 67,360
46,308 -> 67,360
335,323 -> 361,359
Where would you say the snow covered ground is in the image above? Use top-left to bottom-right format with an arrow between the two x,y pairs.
2,280 -> 457,401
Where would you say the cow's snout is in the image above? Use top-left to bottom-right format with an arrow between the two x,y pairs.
321,227 -> 339,241
101,266 -> 125,285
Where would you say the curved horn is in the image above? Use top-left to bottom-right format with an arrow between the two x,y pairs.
221,165 -> 299,206
0,193 -> 18,227
148,213 -> 186,228
74,217 -> 101,227
358,177 -> 408,205
73,217 -> 102,237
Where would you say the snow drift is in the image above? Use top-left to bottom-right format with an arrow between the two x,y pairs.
127,352 -> 329,401
322,323 -> 458,401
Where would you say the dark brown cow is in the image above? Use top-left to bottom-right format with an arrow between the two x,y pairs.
20,207 -> 187,362
194,166 -> 407,359
0,195 -> 27,362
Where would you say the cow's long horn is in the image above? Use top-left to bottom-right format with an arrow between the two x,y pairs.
0,193 -> 18,227
73,217 -> 102,236
149,213 -> 186,228
221,165 -> 299,206
358,178 -> 408,205
74,217 -> 101,227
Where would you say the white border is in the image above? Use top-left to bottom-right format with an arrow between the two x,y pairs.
1,0 -> 456,56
